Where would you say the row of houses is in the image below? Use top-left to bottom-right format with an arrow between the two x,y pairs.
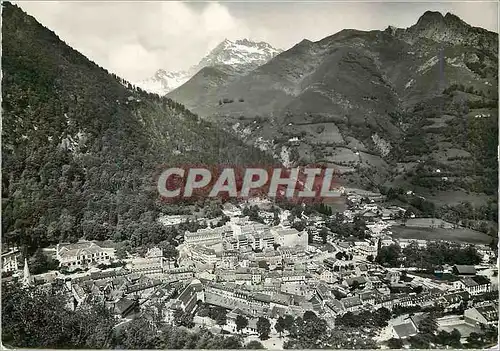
184,220 -> 308,252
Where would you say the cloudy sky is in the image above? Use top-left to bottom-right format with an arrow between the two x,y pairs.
15,0 -> 498,82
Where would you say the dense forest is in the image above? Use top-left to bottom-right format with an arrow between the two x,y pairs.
376,241 -> 483,268
1,2 -> 275,254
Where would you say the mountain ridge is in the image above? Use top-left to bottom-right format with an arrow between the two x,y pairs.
167,11 -> 498,199
136,38 -> 282,95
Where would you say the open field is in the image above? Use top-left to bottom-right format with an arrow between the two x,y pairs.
403,218 -> 455,228
418,190 -> 492,207
439,323 -> 480,337
390,225 -> 492,244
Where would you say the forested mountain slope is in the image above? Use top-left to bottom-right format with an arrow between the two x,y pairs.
1,2 -> 274,251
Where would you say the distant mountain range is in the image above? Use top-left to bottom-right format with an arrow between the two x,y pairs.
167,11 -> 498,199
136,38 -> 282,95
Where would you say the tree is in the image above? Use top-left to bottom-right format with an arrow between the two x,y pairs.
258,261 -> 269,270
209,306 -> 227,327
283,314 -> 295,334
159,241 -> 179,260
418,314 -> 438,336
272,209 -> 280,226
235,315 -> 248,333
113,317 -> 159,349
196,303 -> 210,317
29,249 -> 59,275
375,243 -> 401,267
374,307 -> 391,328
387,338 -> 404,349
115,245 -> 128,260
350,280 -> 361,291
173,309 -> 194,328
466,332 -> 485,348
298,311 -> 329,348
275,316 -> 286,337
435,329 -> 462,347
402,209 -> 412,225
256,317 -> 271,340
401,270 -> 408,281
2,282 -> 115,348
246,340 -> 265,349
408,334 -> 430,349
367,254 -> 374,262
412,285 -> 424,294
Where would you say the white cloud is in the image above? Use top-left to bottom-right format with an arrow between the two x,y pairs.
15,1 -> 255,81
13,0 -> 498,83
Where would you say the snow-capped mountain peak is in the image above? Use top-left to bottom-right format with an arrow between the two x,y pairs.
136,38 -> 282,96
195,38 -> 282,72
136,69 -> 191,96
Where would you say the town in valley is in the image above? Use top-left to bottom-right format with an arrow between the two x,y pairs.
3,187 -> 498,349
1,1 -> 498,349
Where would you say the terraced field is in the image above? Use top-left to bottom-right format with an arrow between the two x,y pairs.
390,225 -> 492,244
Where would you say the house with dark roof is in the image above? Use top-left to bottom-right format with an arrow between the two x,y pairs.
316,283 -> 333,301
163,267 -> 194,282
373,294 -> 401,310
391,321 -> 418,339
361,209 -> 380,222
308,295 -> 322,310
452,265 -> 477,276
174,279 -> 203,314
341,296 -> 363,312
453,276 -> 491,295
114,297 -> 138,318
343,276 -> 368,290
355,263 -> 369,275
325,298 -> 345,316
358,290 -> 379,306
226,308 -> 258,334
323,257 -> 338,270
204,283 -> 269,316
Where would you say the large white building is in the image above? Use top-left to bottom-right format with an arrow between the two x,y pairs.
1,248 -> 20,273
189,245 -> 218,264
231,222 -> 269,237
353,241 -> 378,256
271,226 -> 308,249
184,226 -> 231,246
56,241 -> 115,270
453,276 -> 492,295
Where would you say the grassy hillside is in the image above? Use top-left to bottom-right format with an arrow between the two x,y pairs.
1,2 -> 274,251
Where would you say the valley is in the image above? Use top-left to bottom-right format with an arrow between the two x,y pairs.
1,2 -> 498,350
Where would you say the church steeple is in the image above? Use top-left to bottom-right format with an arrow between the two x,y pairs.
22,258 -> 33,287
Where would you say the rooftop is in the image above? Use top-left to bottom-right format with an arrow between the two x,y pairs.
453,265 -> 477,275
393,322 -> 418,338
475,304 -> 498,322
